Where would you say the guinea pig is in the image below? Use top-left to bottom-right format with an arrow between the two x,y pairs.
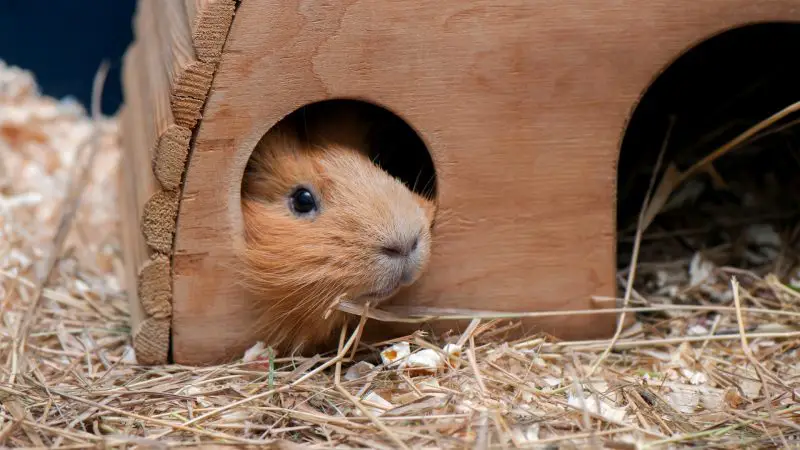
238,102 -> 436,355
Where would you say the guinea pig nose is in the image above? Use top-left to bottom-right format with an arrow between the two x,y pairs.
381,234 -> 420,258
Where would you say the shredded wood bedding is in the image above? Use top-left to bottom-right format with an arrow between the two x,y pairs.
0,61 -> 797,449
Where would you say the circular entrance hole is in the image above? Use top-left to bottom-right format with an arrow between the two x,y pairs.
618,22 -> 800,293
244,99 -> 437,202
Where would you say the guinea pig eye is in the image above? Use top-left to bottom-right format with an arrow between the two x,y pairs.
290,187 -> 317,215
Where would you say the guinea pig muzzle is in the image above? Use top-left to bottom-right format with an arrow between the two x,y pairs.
359,261 -> 421,303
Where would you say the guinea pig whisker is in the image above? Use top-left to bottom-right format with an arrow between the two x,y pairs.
420,175 -> 436,198
291,282 -> 345,312
412,170 -> 423,193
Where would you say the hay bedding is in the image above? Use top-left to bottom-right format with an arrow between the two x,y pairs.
0,61 -> 797,450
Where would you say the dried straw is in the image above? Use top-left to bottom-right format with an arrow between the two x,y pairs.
0,61 -> 797,449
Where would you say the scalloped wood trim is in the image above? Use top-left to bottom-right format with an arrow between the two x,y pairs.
184,0 -> 237,63
120,0 -> 238,365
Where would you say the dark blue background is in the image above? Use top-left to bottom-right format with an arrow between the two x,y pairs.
0,0 -> 137,116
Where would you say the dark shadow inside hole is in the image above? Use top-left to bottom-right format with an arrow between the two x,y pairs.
276,99 -> 438,201
617,22 -> 800,282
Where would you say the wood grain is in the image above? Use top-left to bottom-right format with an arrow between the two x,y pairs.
183,0 -> 237,63
152,0 -> 215,129
138,255 -> 173,319
121,0 -> 175,364
117,102 -> 147,348
119,38 -> 162,363
169,0 -> 800,365
119,0 -> 236,364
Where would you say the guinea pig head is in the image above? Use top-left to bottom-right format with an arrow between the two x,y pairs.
240,127 -> 435,353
